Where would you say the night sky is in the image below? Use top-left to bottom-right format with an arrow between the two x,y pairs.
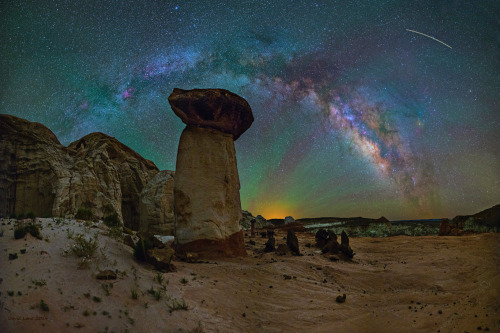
1,1 -> 499,220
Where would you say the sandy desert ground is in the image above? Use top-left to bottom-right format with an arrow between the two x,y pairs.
0,218 -> 499,333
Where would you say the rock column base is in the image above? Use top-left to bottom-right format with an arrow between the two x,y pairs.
175,230 -> 246,260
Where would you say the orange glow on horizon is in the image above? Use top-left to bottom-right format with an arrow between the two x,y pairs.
258,204 -> 296,220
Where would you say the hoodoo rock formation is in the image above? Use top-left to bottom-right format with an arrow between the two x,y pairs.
168,88 -> 254,259
0,114 -> 162,230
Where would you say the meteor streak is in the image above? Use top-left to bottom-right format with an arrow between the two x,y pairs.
406,29 -> 452,49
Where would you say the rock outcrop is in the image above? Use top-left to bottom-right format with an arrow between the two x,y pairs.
439,205 -> 500,236
240,210 -> 255,230
0,114 -> 162,230
286,229 -> 300,255
139,170 -> 175,236
169,88 -> 254,259
339,231 -> 354,258
284,216 -> 295,224
264,236 -> 276,252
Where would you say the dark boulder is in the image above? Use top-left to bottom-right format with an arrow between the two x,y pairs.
264,236 -> 276,252
276,244 -> 289,256
286,229 -> 300,255
315,229 -> 329,249
339,231 -> 354,258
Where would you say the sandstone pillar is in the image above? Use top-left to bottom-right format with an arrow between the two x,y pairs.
168,88 -> 254,259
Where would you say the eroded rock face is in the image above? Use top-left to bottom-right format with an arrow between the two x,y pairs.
139,170 -> 175,235
170,88 -> 253,258
0,114 -> 65,218
168,88 -> 254,140
0,114 -> 160,230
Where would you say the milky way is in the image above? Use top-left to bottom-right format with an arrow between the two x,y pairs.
1,1 -> 499,219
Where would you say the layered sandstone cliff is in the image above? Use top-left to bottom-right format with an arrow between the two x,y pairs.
0,114 -> 162,230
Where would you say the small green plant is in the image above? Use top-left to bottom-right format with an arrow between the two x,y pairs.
133,238 -> 151,262
26,212 -> 35,219
20,249 -> 26,254
8,291 -> 14,296
169,298 -> 188,313
155,272 -> 164,285
17,213 -> 26,219
75,208 -> 93,221
0,229 -> 4,237
83,292 -> 91,298
130,286 -> 138,300
93,296 -> 102,303
147,286 -> 163,301
102,310 -> 109,316
71,234 -> 99,259
40,299 -> 49,312
101,283 -> 113,296
8,253 -> 18,260
66,228 -> 74,239
17,291 -> 22,296
83,310 -> 90,317
180,277 -> 188,285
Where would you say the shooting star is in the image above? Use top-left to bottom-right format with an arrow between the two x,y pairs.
406,29 -> 452,49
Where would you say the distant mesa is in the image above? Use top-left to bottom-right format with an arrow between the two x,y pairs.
169,88 -> 254,259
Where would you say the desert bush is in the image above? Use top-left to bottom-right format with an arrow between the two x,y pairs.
71,234 -> 99,259
8,253 -> 18,260
168,298 -> 188,313
26,212 -> 35,219
75,208 -> 93,221
133,238 -> 151,262
14,223 -> 41,240
17,213 -> 26,219
103,213 -> 120,228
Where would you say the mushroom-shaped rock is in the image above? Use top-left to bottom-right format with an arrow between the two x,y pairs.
170,88 -> 253,259
168,88 -> 254,141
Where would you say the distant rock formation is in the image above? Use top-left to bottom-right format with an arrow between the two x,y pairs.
439,204 -> 500,236
240,210 -> 271,230
139,170 -> 175,236
168,88 -> 254,259
0,114 -> 164,231
284,216 -> 295,224
240,210 -> 255,230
